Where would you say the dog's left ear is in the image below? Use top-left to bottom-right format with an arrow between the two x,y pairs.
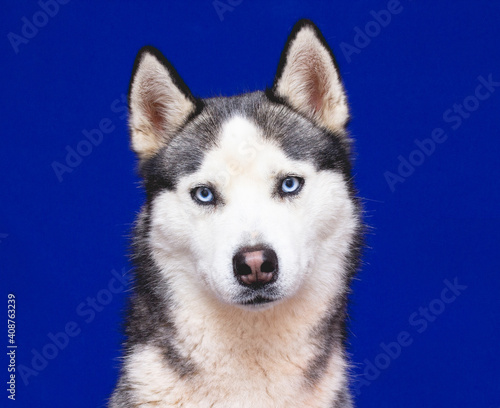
273,20 -> 349,133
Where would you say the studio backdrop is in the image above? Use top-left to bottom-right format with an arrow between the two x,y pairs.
1,1 -> 499,407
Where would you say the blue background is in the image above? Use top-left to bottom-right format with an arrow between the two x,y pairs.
2,1 -> 499,407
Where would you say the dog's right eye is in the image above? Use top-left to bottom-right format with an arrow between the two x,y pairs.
191,186 -> 216,205
279,176 -> 304,197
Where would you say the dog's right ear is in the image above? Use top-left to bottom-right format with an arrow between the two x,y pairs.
128,46 -> 197,160
273,20 -> 349,134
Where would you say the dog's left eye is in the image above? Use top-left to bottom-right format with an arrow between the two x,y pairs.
280,176 -> 304,195
192,186 -> 215,205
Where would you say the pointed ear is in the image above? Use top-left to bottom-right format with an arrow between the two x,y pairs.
273,20 -> 349,133
128,46 -> 197,160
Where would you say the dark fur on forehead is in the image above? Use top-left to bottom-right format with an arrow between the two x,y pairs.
255,92 -> 352,175
139,103 -> 220,201
139,91 -> 353,201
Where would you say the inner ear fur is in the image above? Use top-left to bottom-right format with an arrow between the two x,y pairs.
273,20 -> 349,133
128,46 -> 197,161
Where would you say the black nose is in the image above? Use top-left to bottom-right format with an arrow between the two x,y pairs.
233,246 -> 278,289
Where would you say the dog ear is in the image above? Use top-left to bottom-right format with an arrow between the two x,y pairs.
128,46 -> 197,160
273,20 -> 349,133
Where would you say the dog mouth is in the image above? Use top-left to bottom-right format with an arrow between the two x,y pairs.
236,288 -> 283,308
240,295 -> 276,305
231,282 -> 283,309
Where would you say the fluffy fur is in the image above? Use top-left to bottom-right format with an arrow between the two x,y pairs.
110,20 -> 363,408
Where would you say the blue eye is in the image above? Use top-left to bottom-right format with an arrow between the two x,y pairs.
193,186 -> 215,204
281,176 -> 303,195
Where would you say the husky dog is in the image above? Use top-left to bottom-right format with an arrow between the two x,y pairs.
110,19 -> 362,408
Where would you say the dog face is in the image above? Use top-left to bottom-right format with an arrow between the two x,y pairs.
129,21 -> 359,309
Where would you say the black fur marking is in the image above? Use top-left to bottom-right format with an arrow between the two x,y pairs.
123,210 -> 197,379
332,386 -> 353,408
305,302 -> 345,386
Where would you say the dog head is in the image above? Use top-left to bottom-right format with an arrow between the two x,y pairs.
128,20 -> 360,310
